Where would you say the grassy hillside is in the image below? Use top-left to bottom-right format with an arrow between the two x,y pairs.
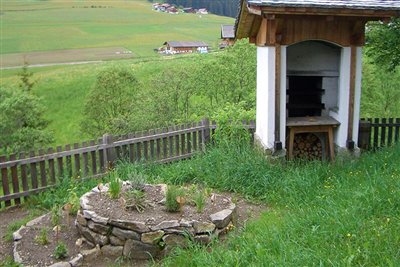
0,56 -> 206,145
0,0 -> 233,57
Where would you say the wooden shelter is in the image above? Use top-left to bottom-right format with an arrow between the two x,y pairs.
235,0 -> 400,159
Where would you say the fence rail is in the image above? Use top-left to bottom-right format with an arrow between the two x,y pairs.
358,118 -> 400,150
0,119 -> 256,208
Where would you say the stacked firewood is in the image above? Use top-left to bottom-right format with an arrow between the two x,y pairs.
293,133 -> 323,160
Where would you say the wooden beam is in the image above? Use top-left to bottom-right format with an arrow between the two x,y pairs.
256,17 -> 267,46
347,46 -> 357,144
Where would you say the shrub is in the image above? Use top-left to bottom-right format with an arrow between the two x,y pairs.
127,171 -> 147,191
165,185 -> 185,212
34,228 -> 49,245
51,205 -> 62,227
54,242 -> 68,259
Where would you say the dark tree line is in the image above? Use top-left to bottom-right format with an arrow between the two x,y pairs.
148,0 -> 240,18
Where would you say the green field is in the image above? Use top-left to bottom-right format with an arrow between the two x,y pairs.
0,0 -> 233,58
0,0 -> 234,146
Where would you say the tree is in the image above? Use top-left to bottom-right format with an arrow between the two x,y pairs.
366,18 -> 400,71
361,62 -> 400,117
18,61 -> 35,92
81,66 -> 141,137
0,87 -> 53,154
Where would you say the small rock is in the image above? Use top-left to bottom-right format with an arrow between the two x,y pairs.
209,209 -> 233,229
162,234 -> 189,248
123,239 -> 161,260
82,210 -> 96,220
76,211 -> 87,226
75,238 -> 83,247
110,219 -> 150,233
80,192 -> 94,210
13,229 -> 23,241
179,219 -> 193,227
193,221 -> 215,234
101,245 -> 123,257
69,253 -> 83,267
110,236 -> 125,246
81,245 -> 100,262
145,217 -> 156,224
49,262 -> 71,267
87,220 -> 110,235
13,241 -> 23,263
26,214 -> 47,227
91,214 -> 109,225
194,234 -> 212,245
164,227 -> 194,235
150,220 -> 179,231
141,230 -> 165,244
112,227 -> 140,241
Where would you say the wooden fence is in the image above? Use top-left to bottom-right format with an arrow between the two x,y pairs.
0,119 -> 256,208
358,118 -> 400,150
1,117 -> 397,209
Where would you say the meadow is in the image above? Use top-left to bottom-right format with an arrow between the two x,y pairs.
1,0 -> 233,59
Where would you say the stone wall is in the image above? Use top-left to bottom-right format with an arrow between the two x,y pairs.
76,184 -> 236,260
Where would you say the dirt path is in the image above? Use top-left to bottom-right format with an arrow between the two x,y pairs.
0,207 -> 30,262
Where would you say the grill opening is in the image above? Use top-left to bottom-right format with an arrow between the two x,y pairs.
287,76 -> 324,117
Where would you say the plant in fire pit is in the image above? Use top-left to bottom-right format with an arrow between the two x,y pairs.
165,185 -> 185,212
109,174 -> 122,199
127,170 -> 147,191
193,190 -> 206,213
124,189 -> 146,212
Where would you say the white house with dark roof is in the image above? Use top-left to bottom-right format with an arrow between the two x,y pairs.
162,41 -> 209,54
235,0 -> 400,159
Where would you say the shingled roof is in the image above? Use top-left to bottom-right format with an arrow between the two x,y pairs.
235,0 -> 400,40
163,41 -> 209,47
247,0 -> 400,10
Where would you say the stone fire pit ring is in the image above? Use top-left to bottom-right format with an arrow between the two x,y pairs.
76,182 -> 237,260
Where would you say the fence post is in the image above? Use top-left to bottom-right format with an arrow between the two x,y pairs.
201,118 -> 210,151
358,120 -> 371,150
103,134 -> 116,170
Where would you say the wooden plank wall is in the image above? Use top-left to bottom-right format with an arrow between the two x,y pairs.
0,120 -> 256,208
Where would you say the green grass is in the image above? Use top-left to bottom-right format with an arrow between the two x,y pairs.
113,143 -> 400,266
0,0 -> 233,57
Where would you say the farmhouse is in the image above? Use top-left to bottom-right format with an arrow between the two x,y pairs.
161,41 -> 209,54
235,0 -> 400,159
219,25 -> 235,49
